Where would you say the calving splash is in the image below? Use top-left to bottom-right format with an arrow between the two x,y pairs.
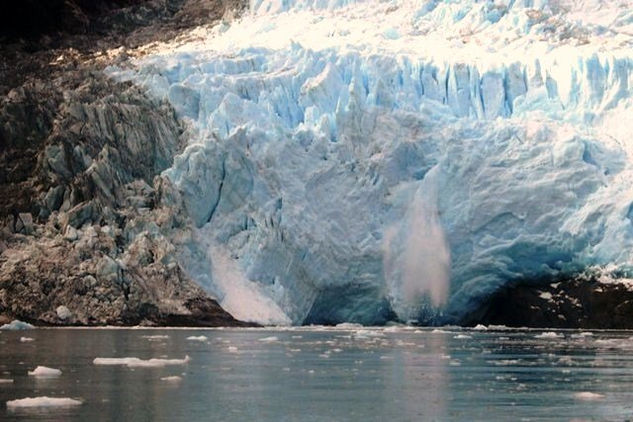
108,0 -> 633,325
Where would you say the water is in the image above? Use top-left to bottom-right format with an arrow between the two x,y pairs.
1,327 -> 633,421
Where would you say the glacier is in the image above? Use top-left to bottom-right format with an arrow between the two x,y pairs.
108,0 -> 633,325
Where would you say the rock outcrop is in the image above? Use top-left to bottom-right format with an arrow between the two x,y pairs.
0,0 -> 251,326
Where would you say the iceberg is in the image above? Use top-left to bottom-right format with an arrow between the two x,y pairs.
0,320 -> 34,330
108,0 -> 633,325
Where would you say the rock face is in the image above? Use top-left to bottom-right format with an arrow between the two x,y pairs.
462,275 -> 633,330
0,0 -> 252,327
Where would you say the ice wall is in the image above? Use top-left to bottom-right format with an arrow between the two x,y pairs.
109,0 -> 633,324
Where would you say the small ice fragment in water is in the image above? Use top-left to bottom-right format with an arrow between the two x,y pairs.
93,356 -> 190,367
454,334 -> 472,339
28,366 -> 62,377
160,376 -> 183,382
259,336 -> 279,343
7,397 -> 82,408
574,392 -> 605,400
473,324 -> 487,331
186,336 -> 208,342
141,335 -> 169,340
227,346 -> 239,352
431,329 -> 449,334
0,320 -> 34,330
335,323 -> 363,329
20,337 -> 34,342
534,331 -> 563,339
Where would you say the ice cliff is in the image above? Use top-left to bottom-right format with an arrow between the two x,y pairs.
110,0 -> 633,325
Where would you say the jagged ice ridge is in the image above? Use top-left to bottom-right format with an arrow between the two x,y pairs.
108,0 -> 633,325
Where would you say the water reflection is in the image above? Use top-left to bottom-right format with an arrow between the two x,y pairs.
1,327 -> 633,421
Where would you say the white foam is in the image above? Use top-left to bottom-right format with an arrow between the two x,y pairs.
6,397 -> 82,408
93,356 -> 191,367
27,366 -> 62,377
258,336 -> 279,343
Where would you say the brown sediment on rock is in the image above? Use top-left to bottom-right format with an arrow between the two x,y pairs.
0,0 -> 251,327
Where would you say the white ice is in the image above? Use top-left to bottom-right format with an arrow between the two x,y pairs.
93,356 -> 191,367
27,366 -> 62,377
108,0 -> 633,324
6,397 -> 82,408
0,320 -> 34,330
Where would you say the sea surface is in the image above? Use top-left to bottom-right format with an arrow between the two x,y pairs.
1,326 -> 633,421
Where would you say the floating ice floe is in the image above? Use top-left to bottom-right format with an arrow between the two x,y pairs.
93,356 -> 191,368
6,397 -> 82,408
574,392 -> 605,401
27,366 -> 62,377
141,335 -> 170,340
20,337 -> 34,342
534,332 -> 564,339
186,335 -> 208,342
160,376 -> 183,382
0,320 -> 34,331
258,336 -> 279,343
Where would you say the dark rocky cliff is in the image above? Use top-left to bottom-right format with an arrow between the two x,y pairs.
0,0 -> 251,326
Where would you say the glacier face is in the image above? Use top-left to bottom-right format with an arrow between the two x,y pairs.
109,0 -> 633,325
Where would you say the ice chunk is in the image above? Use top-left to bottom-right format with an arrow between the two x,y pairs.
186,336 -> 208,342
6,397 -> 82,408
20,337 -> 34,342
160,376 -> 183,382
534,332 -> 564,339
258,336 -> 279,343
574,392 -> 605,401
141,335 -> 169,340
93,356 -> 191,367
0,320 -> 34,330
27,366 -> 62,377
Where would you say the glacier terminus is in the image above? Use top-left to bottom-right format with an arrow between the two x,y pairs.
108,0 -> 633,325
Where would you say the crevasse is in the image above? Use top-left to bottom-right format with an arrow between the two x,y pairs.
109,0 -> 633,325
